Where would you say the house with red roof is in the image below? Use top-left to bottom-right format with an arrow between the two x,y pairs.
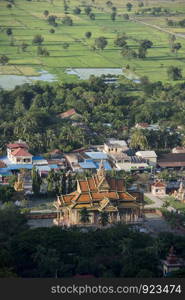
58,108 -> 82,120
7,139 -> 33,164
151,180 -> 166,197
135,123 -> 149,129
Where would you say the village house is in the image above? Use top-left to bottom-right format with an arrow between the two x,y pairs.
103,139 -> 136,169
172,147 -> 185,154
157,153 -> 185,169
136,151 -> 157,166
151,180 -> 166,197
54,163 -> 143,226
135,123 -> 160,131
48,149 -> 62,158
7,140 -> 33,164
0,141 -> 64,183
58,108 -> 82,120
135,122 -> 149,129
81,152 -> 112,170
103,139 -> 128,154
115,157 -> 149,172
64,153 -> 83,172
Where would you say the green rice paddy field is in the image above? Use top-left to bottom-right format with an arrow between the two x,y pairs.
0,0 -> 185,83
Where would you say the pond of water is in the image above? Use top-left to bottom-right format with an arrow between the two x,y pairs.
0,70 -> 57,90
65,67 -> 140,82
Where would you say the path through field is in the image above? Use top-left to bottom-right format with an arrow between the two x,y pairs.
130,17 -> 185,40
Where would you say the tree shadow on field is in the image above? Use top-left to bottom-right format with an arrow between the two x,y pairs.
146,55 -> 185,61
48,54 -> 85,58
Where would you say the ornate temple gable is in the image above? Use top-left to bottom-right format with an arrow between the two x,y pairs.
76,193 -> 91,203
99,197 -> 110,210
98,177 -> 110,191
129,191 -> 143,203
77,180 -> 81,193
104,205 -> 118,212
87,177 -> 96,191
57,191 -> 80,208
78,180 -> 89,192
98,198 -> 118,212
118,192 -> 136,201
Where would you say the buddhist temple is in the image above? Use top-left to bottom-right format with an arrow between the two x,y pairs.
54,162 -> 143,226
162,246 -> 185,276
172,182 -> 185,203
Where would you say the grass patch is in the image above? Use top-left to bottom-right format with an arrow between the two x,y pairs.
144,195 -> 155,205
163,196 -> 185,211
31,202 -> 55,211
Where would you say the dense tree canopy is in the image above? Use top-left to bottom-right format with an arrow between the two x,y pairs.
0,78 -> 185,154
0,215 -> 185,278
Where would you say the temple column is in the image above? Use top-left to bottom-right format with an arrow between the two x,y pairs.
125,211 -> 127,223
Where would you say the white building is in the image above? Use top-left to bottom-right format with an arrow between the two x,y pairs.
172,147 -> 185,154
64,153 -> 82,172
136,151 -> 157,166
103,139 -> 128,154
7,140 -> 33,164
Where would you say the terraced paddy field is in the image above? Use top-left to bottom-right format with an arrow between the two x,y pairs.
0,0 -> 185,86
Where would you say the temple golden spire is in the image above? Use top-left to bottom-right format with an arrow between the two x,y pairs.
97,160 -> 106,179
14,174 -> 24,192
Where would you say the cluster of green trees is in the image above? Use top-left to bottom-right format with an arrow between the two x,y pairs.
114,34 -> 153,59
1,205 -> 185,278
0,185 -> 14,203
1,78 -> 185,154
31,168 -> 76,197
0,54 -> 9,65
166,18 -> 185,28
161,209 -> 185,230
136,6 -> 170,16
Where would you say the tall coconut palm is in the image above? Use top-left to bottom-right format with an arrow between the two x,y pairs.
130,129 -> 148,150
79,208 -> 90,224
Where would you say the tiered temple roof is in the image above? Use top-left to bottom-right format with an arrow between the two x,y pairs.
56,163 -> 142,212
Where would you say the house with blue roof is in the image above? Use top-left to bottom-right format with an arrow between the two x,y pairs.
79,152 -> 112,171
0,140 -> 63,183
85,152 -> 108,161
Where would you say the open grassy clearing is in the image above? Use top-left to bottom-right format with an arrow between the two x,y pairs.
0,0 -> 185,83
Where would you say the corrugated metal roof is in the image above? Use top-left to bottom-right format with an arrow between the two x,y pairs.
36,164 -> 59,172
79,160 -> 97,169
136,151 -> 157,158
49,164 -> 59,169
85,152 -> 108,160
8,164 -> 33,170
36,165 -> 51,172
32,156 -> 45,160
0,167 -> 12,176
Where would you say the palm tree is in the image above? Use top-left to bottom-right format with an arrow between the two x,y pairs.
99,211 -> 109,227
79,208 -> 90,224
130,129 -> 148,150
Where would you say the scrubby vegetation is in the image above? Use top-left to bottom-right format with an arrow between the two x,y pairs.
1,204 -> 185,277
